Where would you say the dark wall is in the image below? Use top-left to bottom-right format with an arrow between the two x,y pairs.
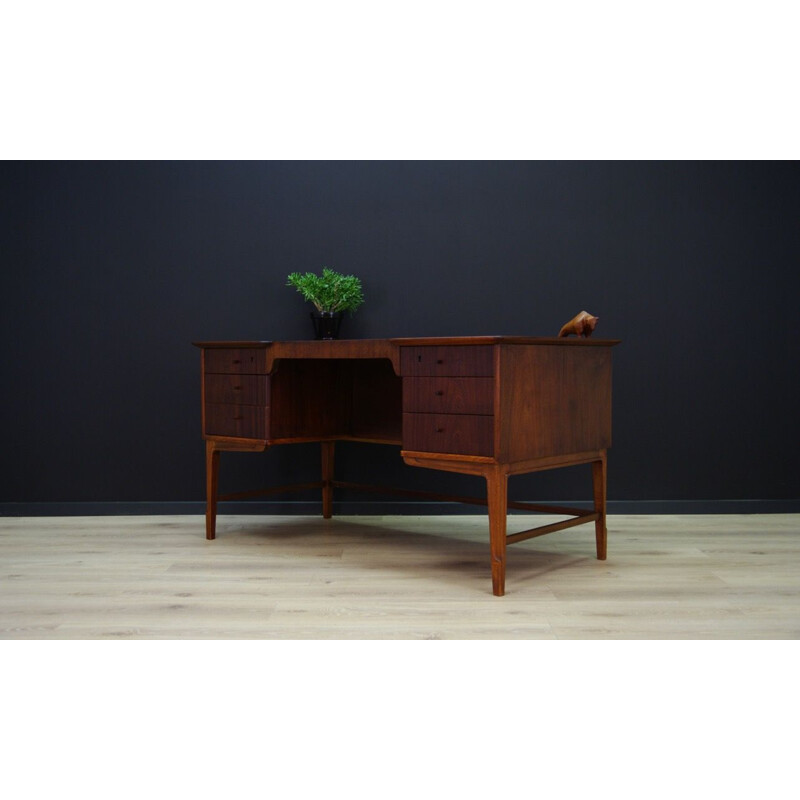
2,161 -> 799,512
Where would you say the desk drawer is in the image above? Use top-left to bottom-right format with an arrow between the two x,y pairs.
403,377 -> 494,415
204,348 -> 268,374
205,374 -> 270,406
403,412 -> 494,456
400,346 -> 494,377
205,403 -> 268,439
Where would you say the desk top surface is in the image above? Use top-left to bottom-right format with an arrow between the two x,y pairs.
194,336 -> 620,349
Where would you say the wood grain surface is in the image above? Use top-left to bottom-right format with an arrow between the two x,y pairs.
2,514 -> 798,639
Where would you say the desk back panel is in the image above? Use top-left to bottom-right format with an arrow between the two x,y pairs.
270,358 -> 401,444
350,359 -> 402,443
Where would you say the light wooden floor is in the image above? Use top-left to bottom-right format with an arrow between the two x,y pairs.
1,513 -> 798,639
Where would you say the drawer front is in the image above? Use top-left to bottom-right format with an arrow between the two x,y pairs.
205,403 -> 268,439
205,374 -> 270,406
403,377 -> 494,415
403,412 -> 494,456
204,348 -> 268,374
400,346 -> 494,377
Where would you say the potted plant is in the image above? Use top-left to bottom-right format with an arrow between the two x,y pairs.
286,268 -> 365,339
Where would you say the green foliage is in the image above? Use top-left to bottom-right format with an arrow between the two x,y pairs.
286,268 -> 365,314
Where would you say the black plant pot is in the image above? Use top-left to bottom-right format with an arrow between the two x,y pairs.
310,311 -> 343,340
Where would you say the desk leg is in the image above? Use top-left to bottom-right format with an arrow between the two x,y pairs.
592,453 -> 607,560
486,467 -> 508,596
205,441 -> 220,540
321,441 -> 335,519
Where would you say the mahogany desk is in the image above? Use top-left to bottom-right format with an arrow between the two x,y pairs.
193,337 -> 619,596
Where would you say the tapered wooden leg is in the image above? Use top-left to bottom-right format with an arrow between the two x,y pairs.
205,441 -> 220,540
321,441 -> 335,519
486,468 -> 509,596
592,453 -> 607,560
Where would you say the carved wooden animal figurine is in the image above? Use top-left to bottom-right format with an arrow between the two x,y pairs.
558,310 -> 599,338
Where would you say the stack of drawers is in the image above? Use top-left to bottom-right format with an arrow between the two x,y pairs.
400,345 -> 495,457
202,348 -> 270,440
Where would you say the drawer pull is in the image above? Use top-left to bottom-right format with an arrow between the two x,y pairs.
435,390 -> 444,396
436,359 -> 444,364
232,359 -> 242,364
233,385 -> 242,390
233,414 -> 244,420
436,426 -> 445,433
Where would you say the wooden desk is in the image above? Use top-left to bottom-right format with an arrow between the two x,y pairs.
193,337 -> 619,596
